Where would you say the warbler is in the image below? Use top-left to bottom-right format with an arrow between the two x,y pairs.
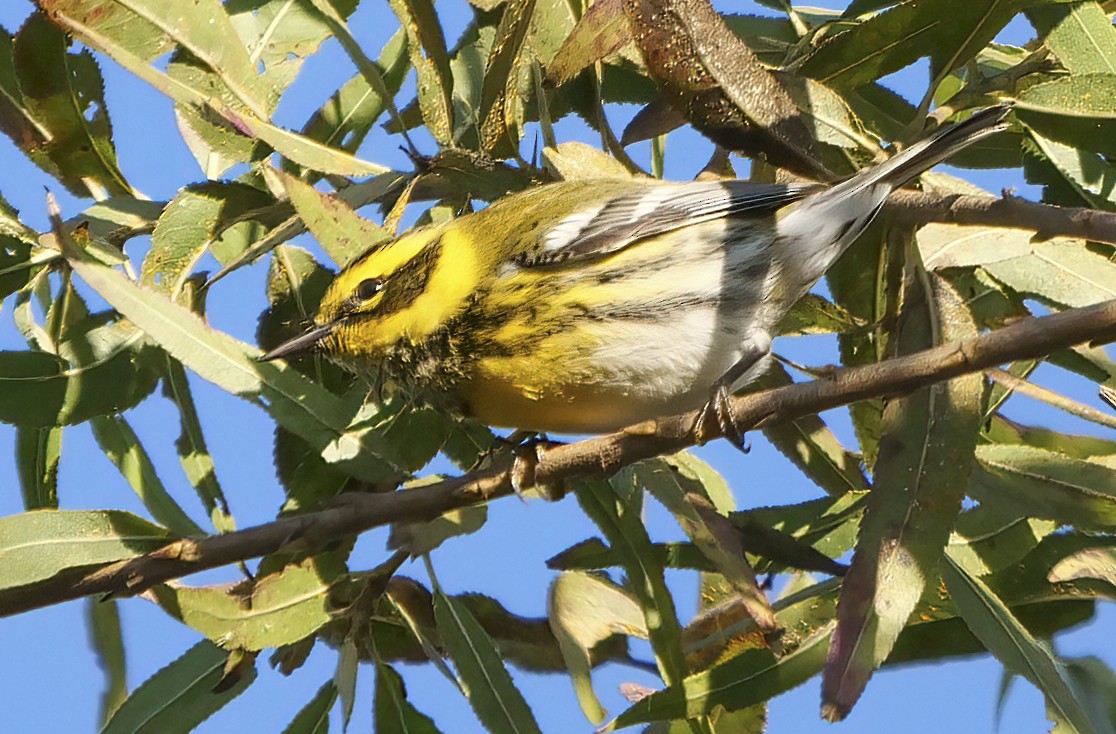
262,106 -> 1009,443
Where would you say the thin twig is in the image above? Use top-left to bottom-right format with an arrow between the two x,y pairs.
986,367 -> 1116,430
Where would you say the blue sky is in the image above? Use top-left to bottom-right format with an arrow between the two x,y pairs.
1,0 -> 1114,732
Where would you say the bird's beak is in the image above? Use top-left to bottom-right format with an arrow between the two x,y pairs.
258,321 -> 338,362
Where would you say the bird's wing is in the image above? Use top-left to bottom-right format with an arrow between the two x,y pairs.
518,181 -> 820,266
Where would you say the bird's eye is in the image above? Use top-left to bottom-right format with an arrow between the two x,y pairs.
355,278 -> 383,301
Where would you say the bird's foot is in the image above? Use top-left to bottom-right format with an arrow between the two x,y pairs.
508,434 -> 566,502
695,382 -> 750,454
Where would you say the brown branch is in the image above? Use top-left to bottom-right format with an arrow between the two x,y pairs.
5,299 -> 1116,617
887,190 -> 1116,246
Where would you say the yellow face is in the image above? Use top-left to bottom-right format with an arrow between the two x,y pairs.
310,225 -> 436,354
260,179 -> 611,365
288,220 -> 483,364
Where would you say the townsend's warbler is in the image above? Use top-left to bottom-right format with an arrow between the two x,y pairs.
262,107 -> 1009,442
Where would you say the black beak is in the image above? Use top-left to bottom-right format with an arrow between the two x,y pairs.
258,322 -> 338,362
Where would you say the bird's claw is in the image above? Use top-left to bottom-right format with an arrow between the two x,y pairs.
695,383 -> 750,454
508,435 -> 566,502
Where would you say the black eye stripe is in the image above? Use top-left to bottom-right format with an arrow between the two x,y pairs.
374,236 -> 443,317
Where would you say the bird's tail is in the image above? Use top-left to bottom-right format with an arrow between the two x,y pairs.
775,106 -> 1012,296
844,104 -> 1011,193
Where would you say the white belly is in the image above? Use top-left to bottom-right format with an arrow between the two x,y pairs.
579,305 -> 769,417
569,221 -> 781,419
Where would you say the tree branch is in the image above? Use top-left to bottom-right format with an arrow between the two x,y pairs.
5,299 -> 1116,617
887,190 -> 1116,246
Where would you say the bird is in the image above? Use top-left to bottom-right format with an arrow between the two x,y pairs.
261,106 -> 1010,446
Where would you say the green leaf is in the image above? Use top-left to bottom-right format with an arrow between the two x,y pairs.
171,0 -> 362,174
522,0 -> 576,67
574,477 -> 689,685
302,0 -> 412,152
761,408 -> 869,496
722,13 -> 799,67
778,73 -> 878,154
439,418 -> 499,471
297,29 -> 411,168
1027,2 -> 1116,74
163,356 -> 234,533
626,0 -> 832,178
257,245 -> 343,371
16,426 -> 61,509
822,275 -> 982,721
983,238 -> 1116,308
0,320 -> 158,428
88,598 -> 128,725
374,660 -> 443,734
264,167 -> 391,268
547,537 -> 713,573
548,571 -> 647,724
990,532 -> 1116,605
42,1 -> 389,177
612,622 -> 835,728
64,250 -> 407,484
282,681 -> 337,734
208,171 -> 406,285
101,640 -> 257,734
1050,657 -> 1116,734
389,494 -> 488,556
642,705 -> 766,734
228,0 -> 360,89
844,82 -> 918,142
545,0 -> 629,86
971,444 -> 1116,530
1017,72 -> 1116,119
826,222 -> 891,468
756,365 -> 869,497
798,0 -> 1041,95
542,141 -> 632,180
636,454 -> 775,630
386,579 -> 462,686
150,557 -> 341,652
777,293 -> 864,336
737,491 -> 867,573
0,509 -> 171,590
0,234 -> 36,300
414,148 -> 539,202
70,197 -> 165,249
397,12 -> 495,148
6,12 -> 131,198
256,246 -> 373,510
948,503 -> 1058,576
387,0 -> 455,145
1050,545 -> 1116,587
477,0 -> 540,156
91,414 -> 205,537
430,562 -> 543,734
547,528 -> 847,579
143,182 -> 277,299
335,638 -> 359,730
75,0 -> 264,113
985,414 -> 1116,460
941,554 -> 1107,734
1026,127 -> 1116,212
917,223 -> 1036,270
